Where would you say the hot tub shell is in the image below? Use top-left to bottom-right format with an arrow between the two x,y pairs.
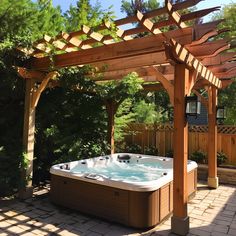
50,154 -> 197,228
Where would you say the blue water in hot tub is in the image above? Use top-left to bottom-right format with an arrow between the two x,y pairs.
71,160 -> 172,182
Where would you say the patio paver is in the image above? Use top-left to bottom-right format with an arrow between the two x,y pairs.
0,182 -> 236,236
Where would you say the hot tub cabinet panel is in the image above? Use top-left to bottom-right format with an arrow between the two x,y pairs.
50,168 -> 197,228
51,175 -> 129,224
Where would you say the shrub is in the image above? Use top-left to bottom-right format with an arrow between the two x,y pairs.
166,149 -> 173,158
0,147 -> 25,197
144,146 -> 158,155
125,143 -> 142,154
217,151 -> 228,166
190,150 -> 206,164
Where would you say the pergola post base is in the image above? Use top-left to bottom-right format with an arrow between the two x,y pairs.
208,176 -> 219,189
171,216 -> 189,236
18,186 -> 33,200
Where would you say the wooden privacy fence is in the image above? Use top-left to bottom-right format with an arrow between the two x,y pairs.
124,123 -> 236,165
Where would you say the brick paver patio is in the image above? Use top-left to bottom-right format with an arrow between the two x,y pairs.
0,182 -> 236,236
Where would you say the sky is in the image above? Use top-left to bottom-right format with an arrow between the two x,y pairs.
52,0 -> 236,20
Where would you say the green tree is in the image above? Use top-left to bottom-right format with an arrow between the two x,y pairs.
213,4 -> 236,124
0,0 -> 66,195
0,0 -> 35,40
132,100 -> 160,123
65,0 -> 114,32
218,81 -> 236,125
213,3 -> 236,39
115,99 -> 136,144
121,0 -> 160,16
34,0 -> 65,38
96,72 -> 143,152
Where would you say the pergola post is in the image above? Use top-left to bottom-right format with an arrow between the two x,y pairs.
18,71 -> 58,199
19,78 -> 36,199
105,99 -> 117,154
171,64 -> 189,236
207,86 -> 218,188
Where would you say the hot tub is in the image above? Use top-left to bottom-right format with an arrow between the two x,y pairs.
50,153 -> 197,228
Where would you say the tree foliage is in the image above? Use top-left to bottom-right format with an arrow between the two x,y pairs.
121,0 -> 160,16
0,0 -> 117,195
213,4 -> 236,124
65,0 -> 115,32
120,0 -> 173,124
213,3 -> 236,39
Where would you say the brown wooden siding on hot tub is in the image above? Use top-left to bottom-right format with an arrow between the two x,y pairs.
50,168 -> 197,228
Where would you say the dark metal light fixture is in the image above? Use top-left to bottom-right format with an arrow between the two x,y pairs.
216,106 -> 226,120
185,95 -> 201,117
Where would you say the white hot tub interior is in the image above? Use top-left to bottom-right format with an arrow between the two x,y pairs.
50,153 -> 197,191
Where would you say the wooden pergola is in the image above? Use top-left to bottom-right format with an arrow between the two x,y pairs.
17,1 -> 236,235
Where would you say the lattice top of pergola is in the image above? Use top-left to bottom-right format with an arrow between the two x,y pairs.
18,0 -> 236,94
25,0 -> 221,57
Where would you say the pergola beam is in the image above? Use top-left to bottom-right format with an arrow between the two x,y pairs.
30,34 -> 167,70
17,67 -> 47,81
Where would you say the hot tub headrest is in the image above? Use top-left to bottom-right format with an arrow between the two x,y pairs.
117,154 -> 131,160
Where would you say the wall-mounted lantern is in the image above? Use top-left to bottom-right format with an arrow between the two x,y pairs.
216,106 -> 226,121
185,95 -> 201,117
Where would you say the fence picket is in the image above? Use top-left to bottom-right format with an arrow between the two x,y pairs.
125,123 -> 236,165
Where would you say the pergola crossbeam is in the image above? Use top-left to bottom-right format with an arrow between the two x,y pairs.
166,0 -> 187,28
104,21 -> 133,41
61,32 -> 83,49
136,10 -> 162,34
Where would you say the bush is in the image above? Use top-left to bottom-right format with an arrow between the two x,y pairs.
144,146 -> 158,155
166,149 -> 173,158
190,150 -> 206,164
217,151 -> 228,166
125,143 -> 142,154
0,147 -> 25,197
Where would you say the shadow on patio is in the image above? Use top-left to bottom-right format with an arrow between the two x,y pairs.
0,182 -> 236,236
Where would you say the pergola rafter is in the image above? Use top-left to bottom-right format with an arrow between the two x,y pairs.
22,0 -> 220,58
17,1 -> 236,235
